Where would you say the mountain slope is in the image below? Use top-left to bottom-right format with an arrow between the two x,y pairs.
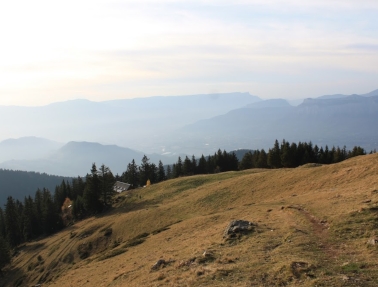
176,95 -> 378,152
2,153 -> 378,286
0,169 -> 72,207
0,141 -> 177,177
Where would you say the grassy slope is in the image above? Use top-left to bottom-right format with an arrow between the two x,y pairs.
2,154 -> 378,287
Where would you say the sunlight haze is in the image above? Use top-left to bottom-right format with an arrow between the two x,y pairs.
1,0 -> 377,106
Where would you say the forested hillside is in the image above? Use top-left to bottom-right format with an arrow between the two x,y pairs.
0,170 -> 72,207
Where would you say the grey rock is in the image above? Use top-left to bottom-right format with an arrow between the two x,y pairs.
223,220 -> 256,239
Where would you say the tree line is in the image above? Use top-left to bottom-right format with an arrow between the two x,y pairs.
239,139 -> 368,170
0,139 -> 372,271
0,163 -> 113,271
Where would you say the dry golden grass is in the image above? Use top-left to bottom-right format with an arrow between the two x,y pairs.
2,153 -> 378,287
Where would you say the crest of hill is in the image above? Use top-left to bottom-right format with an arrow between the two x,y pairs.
317,88 -> 378,99
3,153 -> 378,287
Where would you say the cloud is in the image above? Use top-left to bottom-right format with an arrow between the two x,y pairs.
0,0 -> 377,105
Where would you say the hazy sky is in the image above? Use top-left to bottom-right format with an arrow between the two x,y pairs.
1,0 -> 378,106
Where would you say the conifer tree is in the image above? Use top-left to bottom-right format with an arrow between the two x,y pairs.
22,196 -> 35,241
34,189 -> 43,236
175,157 -> 183,177
197,155 -> 207,174
267,139 -> 282,168
42,188 -> 61,234
98,164 -> 115,206
183,156 -> 193,176
0,235 -> 10,271
72,195 -> 85,219
0,208 -> 5,239
166,165 -> 172,179
256,149 -> 268,168
139,155 -> 152,186
83,163 -> 102,214
157,160 -> 166,182
123,159 -> 139,188
280,140 -> 293,167
240,151 -> 253,170
206,155 -> 216,173
191,155 -> 197,175
71,176 -> 85,200
5,196 -> 22,247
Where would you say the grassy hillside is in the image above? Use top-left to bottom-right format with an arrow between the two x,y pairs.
2,153 -> 378,287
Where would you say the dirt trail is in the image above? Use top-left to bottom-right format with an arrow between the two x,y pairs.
286,205 -> 339,261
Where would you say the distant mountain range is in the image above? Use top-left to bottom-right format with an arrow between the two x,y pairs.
0,90 -> 377,177
0,92 -> 260,154
0,140 -> 178,177
175,94 -> 378,152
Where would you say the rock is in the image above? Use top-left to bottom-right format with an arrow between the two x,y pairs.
151,259 -> 166,270
223,220 -> 256,239
341,275 -> 350,281
103,228 -> 112,237
177,258 -> 196,268
367,238 -> 378,245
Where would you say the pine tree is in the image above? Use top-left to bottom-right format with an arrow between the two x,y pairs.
42,188 -> 62,235
71,176 -> 85,200
280,140 -> 292,168
123,159 -> 139,188
34,189 -> 43,236
98,164 -> 115,206
197,155 -> 207,174
139,155 -> 151,186
183,156 -> 193,176
227,152 -> 239,171
256,149 -> 268,168
0,208 -> 5,239
22,196 -> 35,241
175,157 -> 183,177
166,165 -> 172,179
83,163 -> 102,214
5,196 -> 22,247
149,163 -> 158,184
207,154 -> 216,173
267,139 -> 281,168
72,195 -> 85,219
0,235 -> 11,271
239,151 -> 253,170
157,160 -> 166,182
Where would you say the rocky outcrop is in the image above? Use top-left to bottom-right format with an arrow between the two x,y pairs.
223,220 -> 256,239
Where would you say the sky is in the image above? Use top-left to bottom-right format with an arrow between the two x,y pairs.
0,0 -> 378,106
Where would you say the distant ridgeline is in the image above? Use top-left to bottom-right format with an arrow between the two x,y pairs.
0,140 -> 373,257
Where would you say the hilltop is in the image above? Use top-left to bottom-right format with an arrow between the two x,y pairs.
2,153 -> 378,286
